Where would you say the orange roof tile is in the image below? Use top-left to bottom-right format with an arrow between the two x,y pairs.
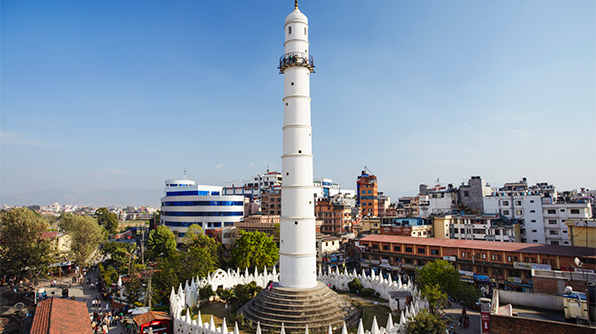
359,235 -> 596,258
30,298 -> 93,334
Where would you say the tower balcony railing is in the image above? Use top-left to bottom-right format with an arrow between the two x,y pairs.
278,52 -> 315,73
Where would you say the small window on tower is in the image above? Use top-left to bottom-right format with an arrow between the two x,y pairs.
288,26 -> 292,34
304,27 -> 307,35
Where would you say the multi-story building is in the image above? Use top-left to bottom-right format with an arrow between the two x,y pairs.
433,214 -> 516,242
352,217 -> 381,235
418,184 -> 458,217
313,178 -> 341,199
222,170 -> 283,200
160,178 -> 244,245
315,197 -> 352,235
357,235 -> 596,292
380,217 -> 433,237
483,180 -> 544,244
235,215 -> 280,241
565,218 -> 596,248
542,199 -> 592,246
378,193 -> 391,217
260,189 -> 281,216
357,170 -> 378,217
457,176 -> 492,214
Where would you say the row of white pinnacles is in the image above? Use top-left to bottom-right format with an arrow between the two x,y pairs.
169,267 -> 428,334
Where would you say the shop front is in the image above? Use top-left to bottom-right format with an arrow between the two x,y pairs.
133,311 -> 173,334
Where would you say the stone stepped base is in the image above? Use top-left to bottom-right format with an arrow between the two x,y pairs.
239,282 -> 359,332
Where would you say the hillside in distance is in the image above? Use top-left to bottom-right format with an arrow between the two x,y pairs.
1,188 -> 163,207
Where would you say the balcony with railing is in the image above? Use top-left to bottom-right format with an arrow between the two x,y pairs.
278,52 -> 315,73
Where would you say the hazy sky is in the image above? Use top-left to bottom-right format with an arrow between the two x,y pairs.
2,1 -> 595,200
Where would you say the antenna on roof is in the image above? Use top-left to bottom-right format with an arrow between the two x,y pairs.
183,167 -> 187,180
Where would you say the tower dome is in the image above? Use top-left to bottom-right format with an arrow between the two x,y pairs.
285,8 -> 307,24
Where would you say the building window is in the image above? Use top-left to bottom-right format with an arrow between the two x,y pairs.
515,201 -> 522,206
493,268 -> 503,276
393,246 -> 401,252
372,244 -> 379,250
478,253 -> 486,260
515,210 -> 523,215
501,201 -> 509,206
431,249 -> 439,255
473,229 -> 484,234
548,220 -> 557,225
508,270 -> 520,277
288,26 -> 292,34
571,209 -> 580,214
525,272 -> 532,279
549,230 -> 558,235
461,265 -> 473,271
382,245 -> 389,251
547,209 -> 556,214
560,209 -> 565,212
502,210 -> 510,215
462,251 -> 470,258
551,241 -> 559,245
491,254 -> 501,261
464,191 -> 469,197
530,210 -> 535,213
477,266 -> 488,274
405,258 -> 413,264
494,230 -> 501,235
417,248 -> 425,254
405,247 -> 413,253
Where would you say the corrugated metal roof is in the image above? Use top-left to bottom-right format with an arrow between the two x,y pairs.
359,235 -> 596,258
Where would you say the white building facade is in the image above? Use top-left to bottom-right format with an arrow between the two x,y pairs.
483,194 -> 544,244
160,178 -> 244,245
542,200 -> 593,246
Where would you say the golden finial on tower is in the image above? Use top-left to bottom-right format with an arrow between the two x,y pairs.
295,0 -> 298,9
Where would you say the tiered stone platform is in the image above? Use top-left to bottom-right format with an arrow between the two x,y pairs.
240,282 -> 359,332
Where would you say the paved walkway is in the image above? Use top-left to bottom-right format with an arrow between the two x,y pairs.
442,302 -> 480,334
37,270 -> 128,333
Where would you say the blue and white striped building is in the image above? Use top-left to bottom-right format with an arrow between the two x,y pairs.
160,178 -> 244,245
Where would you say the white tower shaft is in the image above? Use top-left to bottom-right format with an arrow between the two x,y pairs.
279,6 -> 316,289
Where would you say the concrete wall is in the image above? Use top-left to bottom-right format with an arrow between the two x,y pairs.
490,314 -> 594,334
497,290 -> 563,311
532,269 -> 595,295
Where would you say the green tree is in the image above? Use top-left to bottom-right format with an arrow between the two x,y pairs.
416,259 -> 479,306
60,215 -> 105,268
348,278 -> 363,293
147,225 -> 177,259
0,208 -> 56,279
181,224 -> 204,246
96,207 -> 119,235
101,241 -> 137,274
230,230 -> 278,269
420,283 -> 448,314
406,309 -> 446,334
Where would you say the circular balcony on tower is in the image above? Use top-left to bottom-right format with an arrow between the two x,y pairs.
278,52 -> 315,74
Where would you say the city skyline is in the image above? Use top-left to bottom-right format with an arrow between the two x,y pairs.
2,1 -> 595,202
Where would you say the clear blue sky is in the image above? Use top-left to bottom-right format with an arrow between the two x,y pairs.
2,0 -> 595,199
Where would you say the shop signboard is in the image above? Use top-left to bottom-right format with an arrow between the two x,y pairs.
443,256 -> 457,262
531,263 -> 551,270
459,270 -> 474,276
460,275 -> 474,283
402,263 -> 416,269
507,277 -> 522,283
474,274 -> 490,282
513,262 -> 532,270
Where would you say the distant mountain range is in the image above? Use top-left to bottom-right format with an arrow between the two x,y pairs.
1,188 -> 163,207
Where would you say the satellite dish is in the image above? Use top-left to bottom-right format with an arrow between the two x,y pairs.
574,257 -> 583,268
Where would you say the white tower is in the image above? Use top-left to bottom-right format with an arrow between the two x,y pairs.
278,1 -> 316,289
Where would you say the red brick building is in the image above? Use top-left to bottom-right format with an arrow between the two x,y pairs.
357,171 -> 378,217
357,235 -> 595,292
261,190 -> 281,216
315,198 -> 352,235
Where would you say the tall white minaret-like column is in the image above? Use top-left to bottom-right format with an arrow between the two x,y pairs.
278,2 -> 316,289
